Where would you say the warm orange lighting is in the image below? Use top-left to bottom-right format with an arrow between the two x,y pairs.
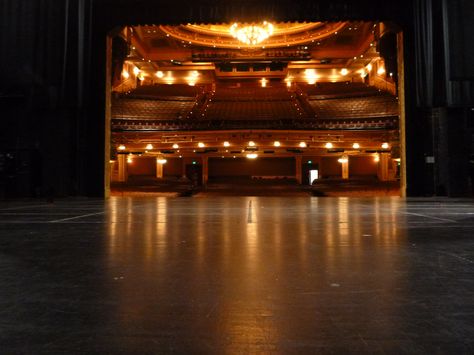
223,141 -> 230,147
338,156 -> 348,163
366,63 -> 373,72
382,142 -> 390,149
122,70 -> 130,79
157,158 -> 167,164
165,71 -> 175,84
146,144 -> 153,150
261,78 -> 267,87
299,142 -> 307,148
374,154 -> 380,162
118,145 -> 126,151
377,67 -> 386,75
273,141 -> 281,147
127,155 -> 133,164
156,71 -> 164,78
229,22 -> 274,45
305,69 -> 318,85
352,143 -> 360,149
198,142 -> 205,148
172,143 -> 179,149
248,141 -> 256,147
340,68 -> 349,76
246,153 -> 258,159
133,66 -> 140,76
325,142 -> 333,149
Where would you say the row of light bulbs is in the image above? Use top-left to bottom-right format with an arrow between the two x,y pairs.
123,153 -> 386,164
118,142 -> 390,151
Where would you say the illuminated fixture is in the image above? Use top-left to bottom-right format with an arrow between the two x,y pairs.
156,71 -> 164,78
366,63 -> 373,72
299,142 -> 307,148
172,143 -> 179,149
248,141 -> 256,147
229,21 -> 274,45
127,154 -> 133,164
165,71 -> 175,85
273,141 -> 281,147
133,66 -> 140,76
138,73 -> 145,81
145,144 -> 153,150
338,155 -> 349,163
377,67 -> 386,75
374,154 -> 380,162
340,68 -> 349,76
352,143 -> 360,149
118,145 -> 126,151
186,70 -> 199,86
122,70 -> 130,79
325,142 -> 333,149
304,69 -> 318,85
157,158 -> 167,164
261,78 -> 267,87
381,142 -> 390,149
359,69 -> 367,78
286,80 -> 292,87
246,153 -> 258,159
223,141 -> 230,147
198,142 -> 205,148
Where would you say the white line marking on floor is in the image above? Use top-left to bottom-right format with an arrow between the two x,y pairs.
401,211 -> 457,223
0,204 -> 49,211
49,211 -> 105,223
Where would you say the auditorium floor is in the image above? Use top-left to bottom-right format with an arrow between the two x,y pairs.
1,196 -> 473,353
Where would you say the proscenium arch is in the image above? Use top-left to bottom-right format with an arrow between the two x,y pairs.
89,1 -> 411,197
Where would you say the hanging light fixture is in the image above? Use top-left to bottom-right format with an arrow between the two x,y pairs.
230,21 -> 274,45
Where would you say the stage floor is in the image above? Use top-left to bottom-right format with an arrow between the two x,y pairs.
0,196 -> 473,353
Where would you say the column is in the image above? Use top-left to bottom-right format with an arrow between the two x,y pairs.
202,157 -> 208,186
181,158 -> 187,179
117,154 -> 128,182
377,153 -> 390,181
295,156 -> 302,184
156,159 -> 164,179
341,158 -> 349,180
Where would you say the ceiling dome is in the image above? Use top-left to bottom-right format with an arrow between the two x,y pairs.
159,22 -> 348,49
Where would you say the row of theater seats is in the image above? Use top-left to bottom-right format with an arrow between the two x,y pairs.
308,95 -> 399,119
211,84 -> 293,101
112,83 -> 399,123
112,117 -> 398,131
203,101 -> 304,120
299,82 -> 380,98
112,98 -> 195,120
126,84 -> 202,98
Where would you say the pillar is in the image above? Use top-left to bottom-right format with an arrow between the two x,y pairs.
181,158 -> 187,179
341,159 -> 349,180
202,157 -> 208,185
109,160 -> 116,182
295,156 -> 302,184
377,153 -> 390,181
117,154 -> 128,182
156,160 -> 164,179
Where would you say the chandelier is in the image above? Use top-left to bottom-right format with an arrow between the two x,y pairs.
229,22 -> 274,45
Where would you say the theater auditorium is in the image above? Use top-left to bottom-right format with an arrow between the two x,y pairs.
0,0 -> 473,353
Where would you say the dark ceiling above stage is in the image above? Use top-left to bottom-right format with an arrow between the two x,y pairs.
97,0 -> 407,27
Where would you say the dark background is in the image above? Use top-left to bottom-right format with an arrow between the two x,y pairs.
0,0 -> 473,197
